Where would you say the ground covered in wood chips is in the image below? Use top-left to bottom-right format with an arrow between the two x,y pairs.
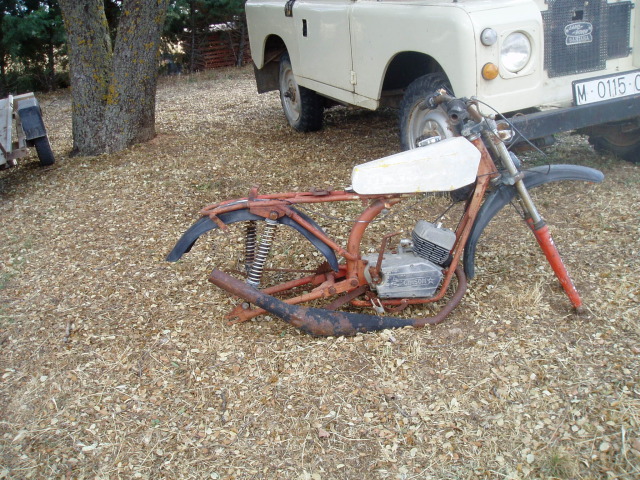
1,67 -> 639,480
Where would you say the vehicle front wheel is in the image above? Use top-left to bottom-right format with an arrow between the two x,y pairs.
33,136 -> 55,166
588,126 -> 640,163
399,73 -> 455,150
278,52 -> 323,132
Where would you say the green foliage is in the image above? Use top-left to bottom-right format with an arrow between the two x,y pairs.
0,0 -> 67,94
0,0 -> 247,93
166,0 -> 246,33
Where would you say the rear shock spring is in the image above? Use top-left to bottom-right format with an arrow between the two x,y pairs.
246,219 -> 278,287
244,221 -> 257,274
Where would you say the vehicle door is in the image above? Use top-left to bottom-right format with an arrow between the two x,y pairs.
294,0 -> 355,92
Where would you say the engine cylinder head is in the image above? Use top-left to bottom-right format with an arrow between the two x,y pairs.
411,220 -> 456,266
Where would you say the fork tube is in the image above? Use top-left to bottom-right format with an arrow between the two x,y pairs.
492,139 -> 543,225
488,132 -> 582,310
527,219 -> 582,310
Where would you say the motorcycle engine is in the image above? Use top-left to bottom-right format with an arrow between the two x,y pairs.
363,221 -> 456,299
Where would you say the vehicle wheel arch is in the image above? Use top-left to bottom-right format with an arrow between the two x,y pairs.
381,52 -> 447,106
263,34 -> 288,65
254,34 -> 288,93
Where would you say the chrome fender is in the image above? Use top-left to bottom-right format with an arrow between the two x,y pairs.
167,207 -> 340,271
463,164 -> 604,278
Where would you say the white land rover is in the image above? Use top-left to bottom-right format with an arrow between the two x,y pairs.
245,0 -> 640,161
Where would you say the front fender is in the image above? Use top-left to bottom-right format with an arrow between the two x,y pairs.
17,98 -> 47,141
167,207 -> 339,271
463,164 -> 604,279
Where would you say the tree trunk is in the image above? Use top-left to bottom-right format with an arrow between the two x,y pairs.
0,13 -> 6,97
237,20 -> 246,67
46,28 -> 56,91
59,0 -> 169,155
189,1 -> 196,73
105,1 -> 168,152
59,0 -> 112,155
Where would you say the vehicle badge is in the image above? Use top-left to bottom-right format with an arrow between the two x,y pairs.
564,22 -> 593,45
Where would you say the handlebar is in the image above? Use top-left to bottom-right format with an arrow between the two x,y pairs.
429,90 -> 485,124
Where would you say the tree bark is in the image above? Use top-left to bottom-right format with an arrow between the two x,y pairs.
189,1 -> 196,73
237,20 -> 246,67
105,1 -> 168,152
60,0 -> 169,155
59,0 -> 112,155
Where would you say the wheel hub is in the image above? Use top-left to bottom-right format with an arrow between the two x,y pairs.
409,105 -> 456,149
285,87 -> 296,102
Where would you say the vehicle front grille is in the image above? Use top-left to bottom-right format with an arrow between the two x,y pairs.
542,0 -> 633,78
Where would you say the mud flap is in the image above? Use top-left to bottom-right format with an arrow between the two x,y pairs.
167,207 -> 340,271
463,164 -> 604,278
17,98 -> 47,141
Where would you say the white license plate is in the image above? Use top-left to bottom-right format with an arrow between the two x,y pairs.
573,70 -> 640,106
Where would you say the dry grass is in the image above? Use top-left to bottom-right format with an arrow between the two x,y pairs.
1,67 -> 639,479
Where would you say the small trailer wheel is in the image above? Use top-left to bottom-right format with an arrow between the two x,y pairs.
33,136 -> 55,166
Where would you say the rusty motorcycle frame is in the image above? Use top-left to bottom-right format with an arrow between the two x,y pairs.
168,94 -> 604,336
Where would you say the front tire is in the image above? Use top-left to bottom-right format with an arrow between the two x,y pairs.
278,52 -> 323,132
588,126 -> 640,163
399,73 -> 454,150
33,136 -> 55,166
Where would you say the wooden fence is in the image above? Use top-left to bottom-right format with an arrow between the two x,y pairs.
183,25 -> 252,71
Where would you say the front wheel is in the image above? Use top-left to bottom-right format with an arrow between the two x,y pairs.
278,52 -> 323,132
588,126 -> 640,163
33,136 -> 55,166
399,73 -> 454,150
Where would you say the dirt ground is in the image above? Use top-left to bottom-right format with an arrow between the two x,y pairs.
1,67 -> 639,480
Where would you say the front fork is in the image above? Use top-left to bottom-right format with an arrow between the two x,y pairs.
489,135 -> 583,311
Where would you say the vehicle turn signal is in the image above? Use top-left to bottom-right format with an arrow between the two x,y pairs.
482,63 -> 499,80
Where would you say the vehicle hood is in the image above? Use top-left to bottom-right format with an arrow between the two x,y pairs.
370,0 -> 541,12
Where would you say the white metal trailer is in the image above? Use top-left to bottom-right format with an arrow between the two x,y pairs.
0,92 -> 54,169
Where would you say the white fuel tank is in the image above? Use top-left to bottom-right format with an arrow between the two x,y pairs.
351,137 -> 481,195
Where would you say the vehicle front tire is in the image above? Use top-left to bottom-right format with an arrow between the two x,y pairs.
33,136 -> 55,166
399,73 -> 454,150
588,126 -> 640,163
278,52 -> 323,132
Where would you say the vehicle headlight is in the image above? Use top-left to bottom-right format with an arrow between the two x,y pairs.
501,32 -> 531,73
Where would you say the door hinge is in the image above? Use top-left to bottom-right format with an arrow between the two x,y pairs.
284,0 -> 295,17
350,71 -> 357,85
